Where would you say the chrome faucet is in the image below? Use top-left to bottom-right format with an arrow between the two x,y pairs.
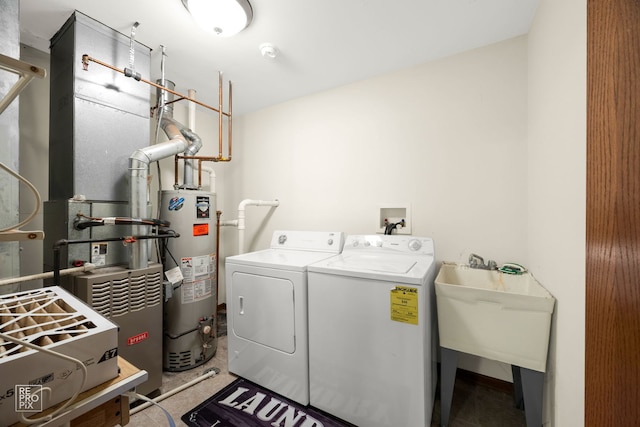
469,253 -> 497,270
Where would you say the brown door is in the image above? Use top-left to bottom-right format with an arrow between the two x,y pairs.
586,0 -> 640,425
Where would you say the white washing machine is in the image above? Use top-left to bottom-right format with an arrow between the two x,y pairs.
225,230 -> 345,405
307,234 -> 437,427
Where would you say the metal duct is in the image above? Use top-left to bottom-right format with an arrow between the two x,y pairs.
48,11 -> 151,202
45,11 -> 152,271
155,79 -> 203,190
129,117 -> 189,269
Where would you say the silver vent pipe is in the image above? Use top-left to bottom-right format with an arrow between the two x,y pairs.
129,116 -> 189,269
180,126 -> 202,189
155,80 -> 202,190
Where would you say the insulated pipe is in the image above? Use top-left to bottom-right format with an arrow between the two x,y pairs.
129,118 -> 189,269
237,199 -> 280,254
0,264 -> 96,288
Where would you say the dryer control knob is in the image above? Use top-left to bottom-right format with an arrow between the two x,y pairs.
327,238 -> 334,245
408,239 -> 422,251
278,234 -> 287,244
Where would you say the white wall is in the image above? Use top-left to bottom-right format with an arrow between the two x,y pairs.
224,36 -> 528,260
221,36 -> 529,381
527,0 -> 586,425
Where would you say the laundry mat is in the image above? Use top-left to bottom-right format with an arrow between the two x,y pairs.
182,378 -> 355,427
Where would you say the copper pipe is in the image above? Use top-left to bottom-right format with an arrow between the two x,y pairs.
82,54 -> 230,117
215,210 -> 222,305
82,53 -> 234,189
179,155 -> 231,162
218,72 -> 223,158
228,81 -> 233,160
174,155 -> 232,188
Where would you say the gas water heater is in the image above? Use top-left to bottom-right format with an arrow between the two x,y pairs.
161,189 -> 218,371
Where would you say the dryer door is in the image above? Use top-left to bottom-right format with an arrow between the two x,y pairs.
231,271 -> 296,353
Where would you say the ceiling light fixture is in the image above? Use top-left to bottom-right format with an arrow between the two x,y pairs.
181,0 -> 253,37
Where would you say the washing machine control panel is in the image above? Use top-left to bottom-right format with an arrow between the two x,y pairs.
344,235 -> 434,255
408,239 -> 422,251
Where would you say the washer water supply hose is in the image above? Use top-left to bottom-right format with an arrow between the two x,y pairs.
498,263 -> 528,275
384,219 -> 405,235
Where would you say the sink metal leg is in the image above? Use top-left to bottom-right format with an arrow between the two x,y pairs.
511,365 -> 524,410
440,347 -> 459,427
518,366 -> 544,427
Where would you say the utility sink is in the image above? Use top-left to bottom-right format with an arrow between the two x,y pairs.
435,263 -> 555,372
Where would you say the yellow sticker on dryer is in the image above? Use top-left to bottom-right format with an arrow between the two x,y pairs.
390,285 -> 418,325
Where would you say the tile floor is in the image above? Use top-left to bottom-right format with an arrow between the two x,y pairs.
128,315 -> 526,427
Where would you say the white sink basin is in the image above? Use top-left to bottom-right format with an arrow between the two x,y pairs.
435,263 -> 555,372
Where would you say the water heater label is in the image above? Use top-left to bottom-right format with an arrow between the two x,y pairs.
165,266 -> 183,284
193,223 -> 209,236
168,197 -> 185,211
181,278 -> 212,304
390,286 -> 418,325
91,243 -> 107,266
181,255 -> 211,280
180,254 -> 214,304
196,196 -> 210,218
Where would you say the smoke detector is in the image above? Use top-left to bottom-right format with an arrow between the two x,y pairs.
259,43 -> 278,60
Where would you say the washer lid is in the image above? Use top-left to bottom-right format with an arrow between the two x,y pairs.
308,252 -> 435,284
326,254 -> 417,274
226,248 -> 342,271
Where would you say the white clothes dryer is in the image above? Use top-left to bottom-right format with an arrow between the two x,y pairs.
307,234 -> 437,427
225,230 -> 345,405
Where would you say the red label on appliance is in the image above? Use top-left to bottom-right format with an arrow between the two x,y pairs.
193,223 -> 209,236
127,331 -> 149,346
